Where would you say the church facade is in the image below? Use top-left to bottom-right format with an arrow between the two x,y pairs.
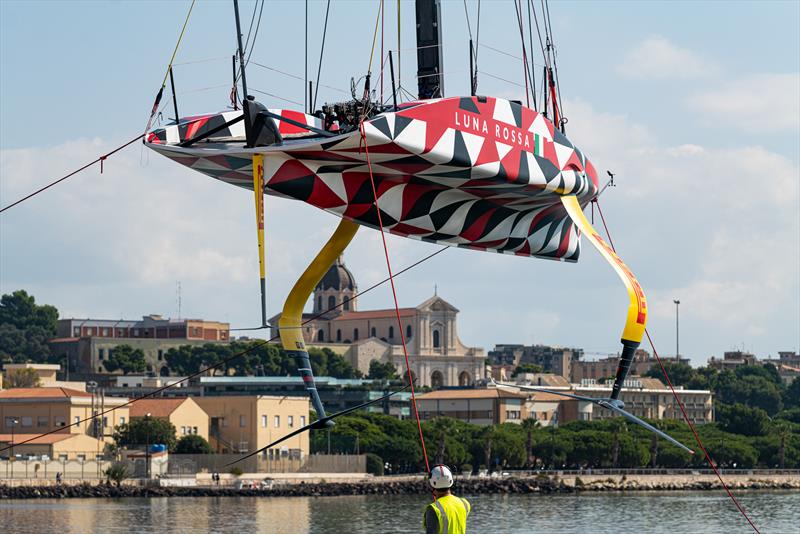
269,256 -> 485,388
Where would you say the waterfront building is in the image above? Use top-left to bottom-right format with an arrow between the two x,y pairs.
415,388 -> 529,425
268,256 -> 484,388
0,387 -> 129,447
194,395 -> 310,458
0,432 -> 106,460
49,314 -> 230,378
761,351 -> 800,385
129,397 -> 209,442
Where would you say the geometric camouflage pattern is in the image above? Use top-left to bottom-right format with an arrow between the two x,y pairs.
147,96 -> 599,261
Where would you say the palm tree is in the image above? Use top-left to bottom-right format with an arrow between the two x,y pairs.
521,418 -> 540,468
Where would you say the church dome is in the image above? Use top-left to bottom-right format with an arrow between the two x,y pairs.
316,256 -> 356,291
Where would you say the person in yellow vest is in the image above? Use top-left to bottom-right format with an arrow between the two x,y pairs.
423,465 -> 471,534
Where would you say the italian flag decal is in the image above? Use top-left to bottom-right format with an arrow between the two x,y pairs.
533,133 -> 543,156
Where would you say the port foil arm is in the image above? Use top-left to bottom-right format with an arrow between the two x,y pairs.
561,195 -> 648,400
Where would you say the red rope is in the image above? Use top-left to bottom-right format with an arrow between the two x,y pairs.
359,121 -> 431,473
594,199 -> 760,533
0,134 -> 144,214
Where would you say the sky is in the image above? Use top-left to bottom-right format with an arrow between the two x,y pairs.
1,1 -> 798,366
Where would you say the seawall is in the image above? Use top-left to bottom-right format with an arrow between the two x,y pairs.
1,473 -> 798,499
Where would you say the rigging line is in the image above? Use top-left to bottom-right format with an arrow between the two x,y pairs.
244,0 -> 266,68
462,0 -> 474,45
593,199 -> 760,533
249,61 -> 349,95
477,70 -> 526,88
0,134 -> 144,214
381,0 -> 385,103
513,0 -> 532,107
242,0 -> 260,55
526,0 -> 537,110
312,0 -> 332,111
172,56 -> 229,66
305,0 -> 308,112
367,0 -> 384,75
477,43 -> 546,68
144,0 -> 196,135
359,121 -> 431,472
475,0 -> 481,66
531,0 -> 547,65
249,88 -> 303,107
2,244 -> 448,451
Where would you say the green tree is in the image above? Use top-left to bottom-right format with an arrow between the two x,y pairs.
716,403 -> 770,436
367,360 -> 398,380
113,417 -> 177,451
644,362 -> 695,386
512,363 -> 543,377
0,290 -> 59,363
174,434 -> 213,454
104,345 -> 146,375
715,372 -> 783,415
4,367 -> 41,387
520,418 -> 540,467
783,378 -> 800,409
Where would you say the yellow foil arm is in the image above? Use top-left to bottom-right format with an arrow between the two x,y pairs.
561,195 -> 647,344
252,154 -> 267,326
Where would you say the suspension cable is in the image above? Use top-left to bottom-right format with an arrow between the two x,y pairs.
359,121 -> 431,473
593,199 -> 760,533
0,134 -> 144,214
312,0 -> 332,111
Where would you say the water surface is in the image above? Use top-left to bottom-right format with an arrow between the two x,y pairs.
0,491 -> 795,533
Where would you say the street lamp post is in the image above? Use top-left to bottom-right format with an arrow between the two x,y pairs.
10,417 -> 19,479
673,299 -> 681,358
145,413 -> 151,481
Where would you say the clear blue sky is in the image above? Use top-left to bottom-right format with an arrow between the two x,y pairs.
1,1 -> 798,364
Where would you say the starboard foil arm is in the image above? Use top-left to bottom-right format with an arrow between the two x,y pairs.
494,381 -> 694,454
561,195 -> 647,401
278,218 -> 360,423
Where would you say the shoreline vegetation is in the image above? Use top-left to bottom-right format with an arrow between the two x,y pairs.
2,473 -> 798,500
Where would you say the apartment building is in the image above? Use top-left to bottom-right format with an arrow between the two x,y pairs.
129,397 -> 209,441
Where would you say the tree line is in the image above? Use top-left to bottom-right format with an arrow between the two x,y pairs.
311,410 -> 800,474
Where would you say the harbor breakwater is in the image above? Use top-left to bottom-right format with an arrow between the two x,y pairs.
2,473 -> 798,499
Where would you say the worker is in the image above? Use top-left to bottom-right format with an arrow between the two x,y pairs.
423,465 -> 471,534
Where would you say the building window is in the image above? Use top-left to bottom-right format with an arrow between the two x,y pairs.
353,328 -> 359,341
328,296 -> 336,310
193,426 -> 198,434
371,327 -> 376,337
388,326 -> 394,339
98,349 -> 105,360
21,417 -> 33,427
406,325 -> 412,339
73,327 -> 80,336
274,415 -> 280,428
101,328 -> 109,337
37,416 -> 48,427
74,416 -> 81,425
343,297 -> 350,311
433,330 -> 440,348
336,329 -> 342,342
5,417 -> 17,428
288,416 -> 294,428
317,330 -> 325,342
262,415 -> 267,428
54,416 -> 66,427
240,415 -> 246,427
181,426 -> 186,435
119,416 -> 125,425
317,296 -> 323,311
157,350 -> 163,361
300,416 -> 306,427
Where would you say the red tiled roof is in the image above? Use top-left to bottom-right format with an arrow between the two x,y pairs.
48,337 -> 80,343
129,398 -> 189,418
0,433 -> 75,444
332,308 -> 415,321
0,387 -> 91,399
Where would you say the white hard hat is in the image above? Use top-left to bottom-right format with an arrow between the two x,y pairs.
428,465 -> 454,489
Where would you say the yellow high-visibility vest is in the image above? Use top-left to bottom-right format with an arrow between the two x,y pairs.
423,494 -> 471,534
